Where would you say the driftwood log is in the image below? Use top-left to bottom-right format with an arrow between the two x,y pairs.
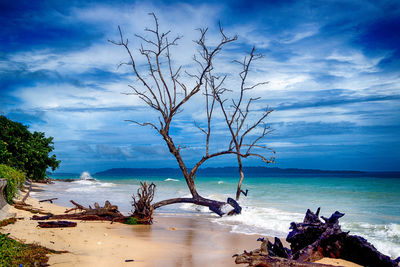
234,208 -> 400,267
39,198 -> 58,203
32,200 -> 127,223
14,203 -> 49,215
38,221 -> 77,228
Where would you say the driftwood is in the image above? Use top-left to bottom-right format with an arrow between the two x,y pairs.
233,237 -> 334,267
63,200 -> 125,222
132,182 -> 155,224
288,208 -> 399,266
21,180 -> 32,203
234,208 -> 400,267
39,198 -> 58,203
14,203 -> 49,215
31,200 -> 129,223
38,221 -> 77,228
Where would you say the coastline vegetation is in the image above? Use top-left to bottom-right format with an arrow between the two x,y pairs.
0,115 -> 60,181
0,164 -> 25,204
0,233 -> 59,267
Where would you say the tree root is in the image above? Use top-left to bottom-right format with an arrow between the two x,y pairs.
234,208 -> 399,267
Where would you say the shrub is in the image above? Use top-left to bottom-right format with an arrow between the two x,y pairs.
124,217 -> 138,225
0,164 -> 26,203
0,233 -> 56,266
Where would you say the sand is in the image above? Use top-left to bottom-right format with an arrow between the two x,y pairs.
0,183 -> 361,267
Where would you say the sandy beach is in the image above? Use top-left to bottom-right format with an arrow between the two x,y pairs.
0,183 -> 361,267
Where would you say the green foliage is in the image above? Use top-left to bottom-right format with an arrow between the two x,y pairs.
0,233 -> 53,266
0,164 -> 26,203
124,217 -> 139,225
0,116 -> 60,181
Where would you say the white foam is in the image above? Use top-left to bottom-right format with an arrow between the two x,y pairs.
66,187 -> 98,193
342,221 -> 400,259
164,178 -> 179,182
80,171 -> 94,180
66,179 -> 116,193
72,180 -> 94,185
214,206 -> 304,237
218,181 -> 224,184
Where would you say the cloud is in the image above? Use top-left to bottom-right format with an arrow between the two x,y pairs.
1,0 -> 399,172
5,109 -> 47,125
275,92 -> 400,111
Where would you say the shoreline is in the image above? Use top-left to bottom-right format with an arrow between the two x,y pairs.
1,182 -> 361,266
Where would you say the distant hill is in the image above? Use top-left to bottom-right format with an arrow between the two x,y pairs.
94,167 -> 400,178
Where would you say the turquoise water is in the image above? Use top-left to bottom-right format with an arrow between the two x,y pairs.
39,173 -> 400,258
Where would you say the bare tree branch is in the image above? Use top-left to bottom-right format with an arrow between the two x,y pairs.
112,13 -> 272,215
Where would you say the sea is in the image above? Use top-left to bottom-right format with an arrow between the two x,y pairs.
34,170 -> 400,259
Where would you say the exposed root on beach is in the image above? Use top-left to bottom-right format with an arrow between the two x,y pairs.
234,208 -> 400,267
131,182 -> 155,224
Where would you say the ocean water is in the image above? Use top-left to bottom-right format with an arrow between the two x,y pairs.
35,172 -> 400,259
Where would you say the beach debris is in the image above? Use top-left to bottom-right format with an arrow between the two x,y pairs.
125,259 -> 135,262
0,217 -> 17,227
30,200 -> 151,224
131,182 -> 155,224
14,203 -> 49,215
65,200 -> 123,218
32,214 -> 53,220
37,220 -> 77,228
20,179 -> 32,204
39,198 -> 58,203
233,240 -> 335,267
234,208 -> 399,267
50,200 -> 127,222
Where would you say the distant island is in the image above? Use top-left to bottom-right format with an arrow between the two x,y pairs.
88,167 -> 400,178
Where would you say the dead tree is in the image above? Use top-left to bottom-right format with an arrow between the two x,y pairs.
206,46 -> 275,201
110,13 -> 274,215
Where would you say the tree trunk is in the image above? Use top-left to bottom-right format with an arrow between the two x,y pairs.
158,130 -> 241,216
152,196 -> 227,216
162,131 -> 199,199
235,155 -> 245,201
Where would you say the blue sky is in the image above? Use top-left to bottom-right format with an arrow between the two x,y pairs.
1,0 -> 399,173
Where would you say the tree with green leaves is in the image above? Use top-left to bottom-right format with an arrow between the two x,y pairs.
0,116 -> 60,181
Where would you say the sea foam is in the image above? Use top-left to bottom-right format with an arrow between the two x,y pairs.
164,178 -> 179,182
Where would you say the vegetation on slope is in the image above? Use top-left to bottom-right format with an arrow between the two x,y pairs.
0,164 -> 26,203
0,233 -> 60,267
0,116 -> 60,181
